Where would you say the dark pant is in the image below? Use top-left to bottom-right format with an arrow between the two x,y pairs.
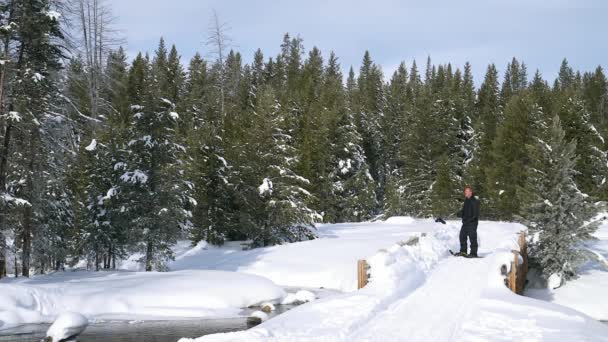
459,224 -> 478,255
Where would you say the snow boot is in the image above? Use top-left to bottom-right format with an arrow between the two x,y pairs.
450,250 -> 468,257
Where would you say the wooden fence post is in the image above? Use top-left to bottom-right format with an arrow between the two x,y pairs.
357,260 -> 370,289
509,251 -> 518,293
507,231 -> 529,295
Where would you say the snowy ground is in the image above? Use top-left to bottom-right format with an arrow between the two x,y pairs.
527,219 -> 608,321
178,220 -> 608,342
124,217 -> 436,292
0,217 -> 431,331
2,217 -> 608,341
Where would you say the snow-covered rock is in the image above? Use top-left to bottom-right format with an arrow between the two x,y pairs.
260,302 -> 275,313
44,312 -> 88,342
280,290 -> 316,305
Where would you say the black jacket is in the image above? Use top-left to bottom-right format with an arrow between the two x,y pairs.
458,197 -> 480,227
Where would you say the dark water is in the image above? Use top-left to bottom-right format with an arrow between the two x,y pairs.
0,288 -> 339,342
0,319 -> 247,342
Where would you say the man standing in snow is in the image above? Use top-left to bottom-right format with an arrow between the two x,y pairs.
455,185 -> 480,258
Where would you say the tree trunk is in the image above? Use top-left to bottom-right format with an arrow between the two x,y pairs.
145,240 -> 153,272
0,231 -> 5,278
0,122 -> 13,280
21,204 -> 32,277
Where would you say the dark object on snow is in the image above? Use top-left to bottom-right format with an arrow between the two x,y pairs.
464,254 -> 483,258
500,264 -> 508,275
247,316 -> 263,327
457,196 -> 480,256
449,249 -> 467,257
435,217 -> 446,224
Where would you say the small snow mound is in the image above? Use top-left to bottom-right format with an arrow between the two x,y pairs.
281,290 -> 316,305
548,273 -> 562,289
45,312 -> 88,342
250,311 -> 268,322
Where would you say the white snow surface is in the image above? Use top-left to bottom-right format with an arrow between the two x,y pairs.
280,290 -> 316,305
528,218 -> 608,321
0,270 -> 284,331
45,312 -> 88,342
179,220 -> 608,342
166,217 -> 438,292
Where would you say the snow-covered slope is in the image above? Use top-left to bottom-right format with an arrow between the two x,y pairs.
180,221 -> 608,342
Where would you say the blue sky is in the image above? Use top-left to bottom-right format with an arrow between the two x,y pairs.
109,0 -> 607,85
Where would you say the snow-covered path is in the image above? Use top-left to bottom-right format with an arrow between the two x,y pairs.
183,221 -> 608,342
349,223 -> 520,341
352,256 -> 489,341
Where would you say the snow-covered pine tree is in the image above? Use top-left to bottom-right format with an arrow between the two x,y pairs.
522,115 -> 600,285
254,87 -> 320,246
466,64 -> 500,215
487,94 -> 543,220
557,96 -> 608,200
384,62 -> 408,180
120,41 -> 192,271
356,51 -> 385,194
0,0 -> 66,277
315,51 -> 346,220
327,109 -> 376,223
188,50 -> 239,245
401,64 -> 461,217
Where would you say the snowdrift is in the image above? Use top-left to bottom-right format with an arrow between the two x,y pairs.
0,270 -> 284,331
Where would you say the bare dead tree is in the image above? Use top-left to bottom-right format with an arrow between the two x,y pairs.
206,9 -> 233,122
67,0 -> 123,123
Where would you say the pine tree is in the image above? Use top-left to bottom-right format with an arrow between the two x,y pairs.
253,87 -> 320,246
556,96 -> 608,200
487,93 -> 543,219
431,154 -> 459,218
356,51 -> 385,204
120,41 -> 192,271
466,64 -> 500,216
327,109 -> 377,223
0,0 -> 65,277
522,115 -> 600,284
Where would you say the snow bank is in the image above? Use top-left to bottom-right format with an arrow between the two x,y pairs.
180,221 -> 608,342
0,270 -> 284,331
165,218 -> 442,292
